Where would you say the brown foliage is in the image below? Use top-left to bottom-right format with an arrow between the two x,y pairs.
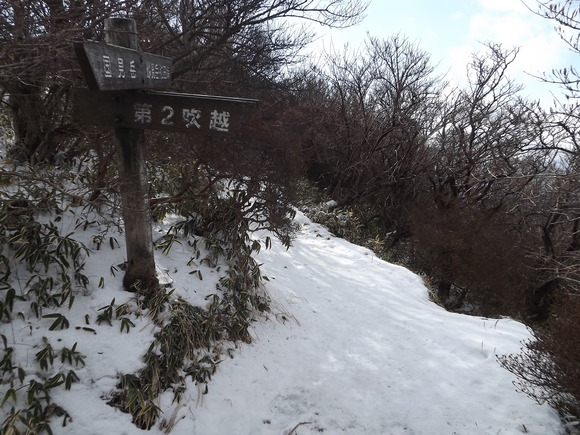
0,0 -> 367,163
499,293 -> 580,419
406,196 -> 537,316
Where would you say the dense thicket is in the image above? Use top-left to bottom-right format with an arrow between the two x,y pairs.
0,2 -> 368,431
298,39 -> 549,317
0,0 -> 367,290
290,1 -> 580,421
0,0 -> 366,163
1,0 -> 579,427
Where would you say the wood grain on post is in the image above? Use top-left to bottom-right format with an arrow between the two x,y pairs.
105,18 -> 159,292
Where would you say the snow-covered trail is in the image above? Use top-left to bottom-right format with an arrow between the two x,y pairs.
172,212 -> 562,435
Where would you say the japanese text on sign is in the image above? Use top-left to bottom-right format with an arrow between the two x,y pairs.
146,62 -> 171,80
102,55 -> 170,81
133,103 -> 230,132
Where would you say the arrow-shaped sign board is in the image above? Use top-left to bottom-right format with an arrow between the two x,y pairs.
74,41 -> 172,91
73,88 -> 258,134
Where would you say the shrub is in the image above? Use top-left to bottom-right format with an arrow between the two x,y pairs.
108,168 -> 284,429
0,165 -> 94,434
498,293 -> 580,427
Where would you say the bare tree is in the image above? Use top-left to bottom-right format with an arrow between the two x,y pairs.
0,0 -> 368,163
523,0 -> 580,302
405,43 -> 551,312
303,35 -> 444,239
427,44 -> 546,214
0,0 -> 103,162
526,0 -> 580,98
496,2 -> 580,424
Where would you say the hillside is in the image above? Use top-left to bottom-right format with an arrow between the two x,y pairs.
0,205 -> 564,434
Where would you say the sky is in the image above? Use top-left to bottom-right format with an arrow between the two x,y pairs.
0,195 -> 564,434
312,0 -> 576,103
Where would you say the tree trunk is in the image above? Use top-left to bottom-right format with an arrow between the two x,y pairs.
437,280 -> 451,306
105,18 -> 159,292
527,279 -> 559,322
7,87 -> 55,163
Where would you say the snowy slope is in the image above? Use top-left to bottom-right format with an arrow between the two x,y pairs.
168,211 -> 563,435
2,209 -> 564,435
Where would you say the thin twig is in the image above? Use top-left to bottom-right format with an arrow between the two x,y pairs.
287,421 -> 312,435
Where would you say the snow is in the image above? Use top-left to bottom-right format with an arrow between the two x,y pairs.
1,208 -> 564,435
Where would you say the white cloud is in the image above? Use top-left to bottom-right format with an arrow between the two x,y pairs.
451,11 -> 464,21
470,12 -> 529,46
309,0 -> 572,102
443,0 -> 571,101
477,0 -> 528,13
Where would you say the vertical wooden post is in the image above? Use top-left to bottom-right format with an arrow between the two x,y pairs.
105,18 -> 159,292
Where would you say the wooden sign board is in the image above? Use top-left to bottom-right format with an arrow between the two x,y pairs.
74,41 -> 172,91
73,88 -> 259,134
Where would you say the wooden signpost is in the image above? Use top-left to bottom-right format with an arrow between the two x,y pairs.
74,17 -> 258,292
72,89 -> 257,134
74,41 -> 172,91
